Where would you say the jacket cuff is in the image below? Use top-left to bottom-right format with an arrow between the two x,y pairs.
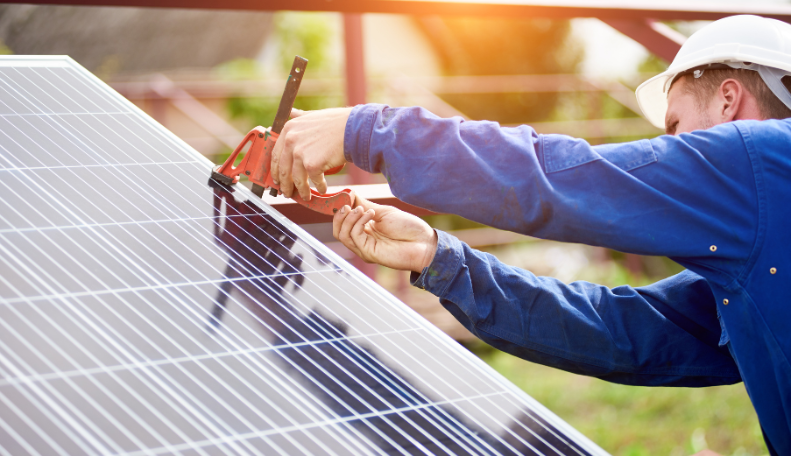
410,230 -> 465,297
344,103 -> 385,172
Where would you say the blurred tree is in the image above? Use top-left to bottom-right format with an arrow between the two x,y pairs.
637,53 -> 669,76
218,12 -> 342,131
416,17 -> 582,123
0,5 -> 271,73
0,40 -> 12,55
275,12 -> 335,74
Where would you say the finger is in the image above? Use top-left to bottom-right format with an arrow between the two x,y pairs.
351,209 -> 376,257
277,134 -> 295,198
351,195 -> 381,212
333,205 -> 351,240
309,172 -> 328,194
292,153 -> 312,201
290,108 -> 306,118
339,206 -> 365,256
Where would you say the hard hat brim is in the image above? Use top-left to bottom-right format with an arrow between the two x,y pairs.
636,45 -> 791,131
634,15 -> 791,131
636,72 -> 672,130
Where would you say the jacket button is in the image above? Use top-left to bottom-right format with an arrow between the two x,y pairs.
710,245 -> 717,252
723,299 -> 729,305
770,267 -> 777,274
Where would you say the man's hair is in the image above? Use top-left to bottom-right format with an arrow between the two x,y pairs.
677,68 -> 791,120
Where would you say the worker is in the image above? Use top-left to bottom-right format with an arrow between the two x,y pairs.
270,15 -> 791,454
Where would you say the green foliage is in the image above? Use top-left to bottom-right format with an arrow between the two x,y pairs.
421,18 -> 580,76
226,94 -> 343,130
638,54 -> 669,75
417,17 -> 582,124
219,12 -> 340,130
275,12 -> 335,74
215,58 -> 265,80
0,40 -> 13,56
477,348 -> 769,456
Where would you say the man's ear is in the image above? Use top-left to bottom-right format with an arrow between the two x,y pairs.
716,79 -> 744,122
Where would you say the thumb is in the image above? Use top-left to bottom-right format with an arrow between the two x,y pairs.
351,195 -> 382,212
290,108 -> 307,118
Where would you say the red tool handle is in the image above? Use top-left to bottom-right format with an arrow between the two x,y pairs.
259,132 -> 354,215
290,187 -> 356,216
212,127 -> 355,216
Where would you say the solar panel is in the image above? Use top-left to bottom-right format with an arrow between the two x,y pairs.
0,55 -> 609,456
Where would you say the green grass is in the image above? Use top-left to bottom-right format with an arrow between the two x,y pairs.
480,349 -> 768,456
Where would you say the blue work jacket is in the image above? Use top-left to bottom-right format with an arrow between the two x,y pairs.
343,104 -> 791,453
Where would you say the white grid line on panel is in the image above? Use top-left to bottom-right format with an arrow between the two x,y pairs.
0,159 -> 200,173
44,78 -> 556,456
0,270 -> 334,306
0,57 -> 607,456
0,251 -> 221,456
0,303 -> 137,454
0,111 -> 130,117
0,385 -> 74,456
0,98 -> 386,456
0,206 -> 324,456
178,184 -> 565,455
0,81 -> 286,456
34,76 -> 504,454
0,331 -> 170,455
0,326 -> 425,388
0,176 -> 378,456
0,75 -> 490,456
123,391 -> 511,456
0,214 -> 256,235
0,67 -> 378,456
120,70 -> 568,452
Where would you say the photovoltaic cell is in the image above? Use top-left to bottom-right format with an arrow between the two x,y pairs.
0,56 -> 609,456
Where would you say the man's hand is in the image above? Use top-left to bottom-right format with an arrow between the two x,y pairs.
333,197 -> 438,273
271,107 -> 352,200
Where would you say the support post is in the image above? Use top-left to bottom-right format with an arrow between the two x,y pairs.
601,18 -> 686,62
343,12 -> 377,279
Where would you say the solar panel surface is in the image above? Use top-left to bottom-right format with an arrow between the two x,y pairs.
0,56 -> 609,456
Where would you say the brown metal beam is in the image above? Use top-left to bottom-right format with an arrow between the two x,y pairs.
263,183 -> 437,224
601,19 -> 686,62
6,0 -> 791,22
111,74 -> 656,100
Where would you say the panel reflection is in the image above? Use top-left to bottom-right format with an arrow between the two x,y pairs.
206,180 -> 589,456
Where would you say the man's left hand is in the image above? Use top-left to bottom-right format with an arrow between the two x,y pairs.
333,197 -> 438,273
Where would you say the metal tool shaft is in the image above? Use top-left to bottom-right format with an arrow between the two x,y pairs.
252,55 -> 308,198
272,56 -> 308,134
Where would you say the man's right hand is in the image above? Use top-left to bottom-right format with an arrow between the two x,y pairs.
271,107 -> 353,201
333,197 -> 438,273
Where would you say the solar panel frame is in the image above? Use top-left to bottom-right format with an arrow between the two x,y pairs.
0,55 -> 610,456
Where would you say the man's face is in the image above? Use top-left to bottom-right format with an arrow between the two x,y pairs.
664,77 -> 715,135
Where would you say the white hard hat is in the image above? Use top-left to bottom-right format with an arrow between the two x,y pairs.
636,15 -> 791,129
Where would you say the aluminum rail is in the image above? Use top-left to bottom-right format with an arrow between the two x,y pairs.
6,0 -> 791,22
264,183 -> 437,224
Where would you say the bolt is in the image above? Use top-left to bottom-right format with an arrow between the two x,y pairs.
258,133 -> 264,138
245,170 -> 250,175
333,208 -> 338,213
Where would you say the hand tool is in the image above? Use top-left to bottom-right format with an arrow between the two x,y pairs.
211,56 -> 355,216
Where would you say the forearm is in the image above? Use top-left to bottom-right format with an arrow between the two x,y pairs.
344,104 -> 759,274
412,231 -> 741,387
